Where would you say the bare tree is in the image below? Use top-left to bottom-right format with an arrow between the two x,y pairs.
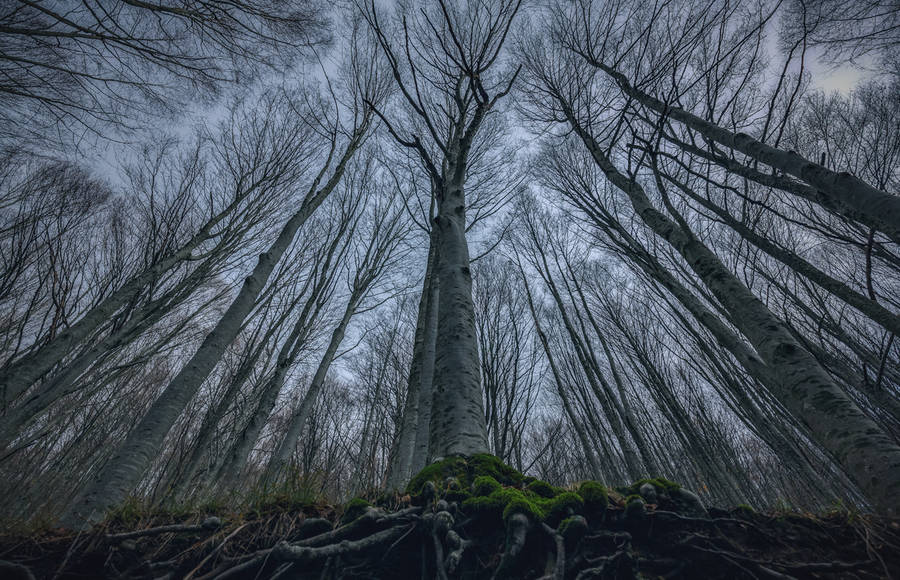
361,0 -> 521,459
0,0 -> 327,146
266,162 -> 413,478
518,0 -> 900,512
59,47 -> 388,527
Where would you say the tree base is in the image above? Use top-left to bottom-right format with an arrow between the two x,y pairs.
2,458 -> 898,579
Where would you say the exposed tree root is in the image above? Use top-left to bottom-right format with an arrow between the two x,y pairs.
107,517 -> 222,542
1,498 -> 898,579
540,522 -> 565,580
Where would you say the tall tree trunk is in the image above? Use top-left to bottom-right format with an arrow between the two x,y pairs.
588,60 -> 900,243
410,251 -> 439,472
385,231 -> 437,489
429,169 -> 489,458
168,336 -> 272,500
522,223 -> 643,478
520,270 -> 602,479
266,292 -> 360,476
565,108 -> 900,514
0,257 -> 226,451
352,321 -> 397,494
659,168 -> 900,336
58,125 -> 367,529
0,193 -> 250,406
209,225 -> 350,492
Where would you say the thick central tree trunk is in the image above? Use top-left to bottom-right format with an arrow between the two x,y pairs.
428,172 -> 489,458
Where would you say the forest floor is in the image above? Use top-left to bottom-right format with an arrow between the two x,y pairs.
1,457 -> 898,579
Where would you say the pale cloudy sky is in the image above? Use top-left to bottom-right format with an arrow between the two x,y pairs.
807,49 -> 875,94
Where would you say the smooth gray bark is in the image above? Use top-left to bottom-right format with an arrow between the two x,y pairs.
589,61 -> 900,243
352,318 -> 398,494
266,193 -> 406,476
170,340 -> 269,500
566,108 -> 900,514
211,217 -> 352,492
0,253 -> 226,450
411,235 -> 439,472
267,296 -> 358,475
0,206 -> 234,406
530,240 -> 643,478
365,0 -> 519,460
429,168 -> 490,457
659,168 -> 900,336
215,293 -> 332,490
555,168 -> 831,494
520,269 -> 602,479
58,121 -> 369,529
385,229 -> 437,489
171,252 -> 334,499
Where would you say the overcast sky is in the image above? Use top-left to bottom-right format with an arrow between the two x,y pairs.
807,49 -> 874,94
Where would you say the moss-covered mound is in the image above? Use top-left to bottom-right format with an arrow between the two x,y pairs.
3,461 -> 896,579
617,476 -> 707,517
405,453 -> 524,496
462,484 -> 585,524
406,455 -> 607,527
339,497 -> 372,524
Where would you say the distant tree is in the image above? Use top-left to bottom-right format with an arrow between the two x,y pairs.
0,0 -> 327,146
58,38 -> 389,527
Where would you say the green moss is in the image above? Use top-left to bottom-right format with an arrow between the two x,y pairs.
472,475 -> 502,497
467,454 -> 525,487
636,477 -> 680,492
526,479 -> 563,498
558,515 -> 589,545
406,457 -> 464,496
429,456 -> 592,524
465,486 -> 586,525
736,503 -> 755,514
577,481 -> 607,512
463,486 -> 546,523
620,477 -> 681,499
464,487 -> 523,515
461,494 -> 501,514
340,497 -> 372,524
545,492 -> 584,525
624,495 -> 646,518
503,495 -> 542,522
406,454 -> 524,497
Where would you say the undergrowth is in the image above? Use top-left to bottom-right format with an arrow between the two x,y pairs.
0,456 -> 896,579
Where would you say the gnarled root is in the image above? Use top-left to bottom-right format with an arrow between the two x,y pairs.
273,524 -> 414,562
444,529 -> 472,574
539,522 -> 565,580
0,560 -> 36,580
208,507 -> 423,579
107,517 -> 222,541
491,513 -> 531,580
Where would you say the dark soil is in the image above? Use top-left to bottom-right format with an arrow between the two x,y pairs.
1,497 -> 897,579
